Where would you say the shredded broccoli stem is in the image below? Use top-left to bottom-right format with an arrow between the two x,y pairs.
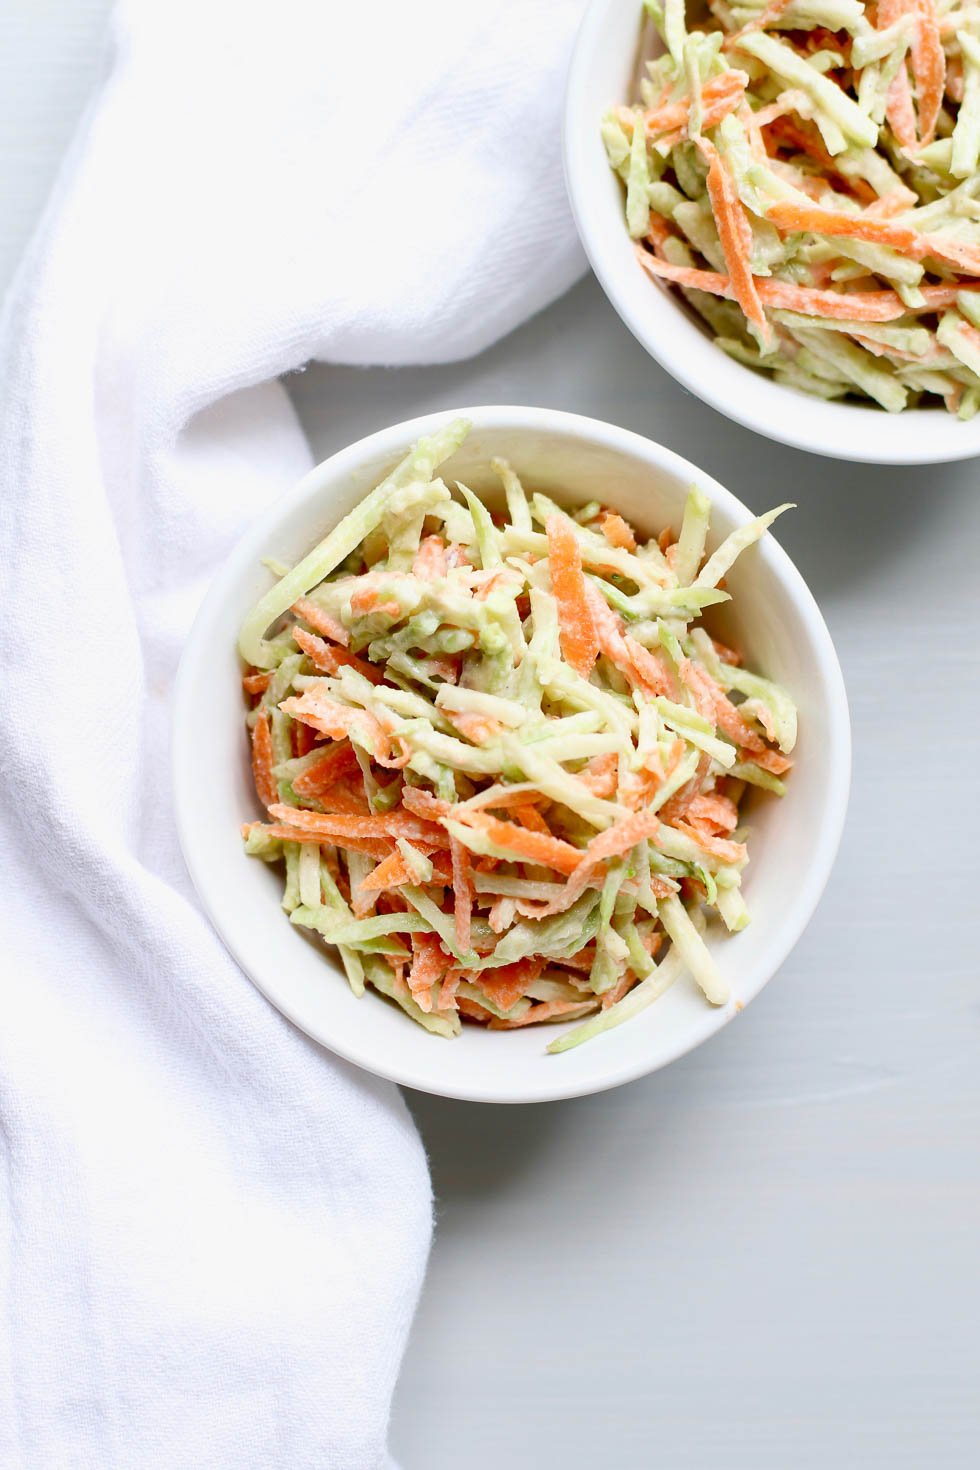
240,422 -> 796,1046
602,1 -> 980,414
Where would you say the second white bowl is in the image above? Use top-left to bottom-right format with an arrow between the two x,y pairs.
564,0 -> 980,464
173,405 -> 850,1103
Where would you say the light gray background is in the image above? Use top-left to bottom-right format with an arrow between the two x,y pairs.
5,7 -> 978,1468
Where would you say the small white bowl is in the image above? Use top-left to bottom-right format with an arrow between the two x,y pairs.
564,0 -> 980,464
173,406 -> 850,1103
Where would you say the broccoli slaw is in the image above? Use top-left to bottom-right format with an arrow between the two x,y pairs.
239,418 -> 797,1050
605,0 -> 980,416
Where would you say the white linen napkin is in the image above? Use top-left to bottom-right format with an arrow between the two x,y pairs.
0,1 -> 585,1464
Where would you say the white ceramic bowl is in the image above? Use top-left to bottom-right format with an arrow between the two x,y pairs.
173,406 -> 850,1103
564,0 -> 980,464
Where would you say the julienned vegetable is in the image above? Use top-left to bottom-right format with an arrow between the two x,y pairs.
238,419 -> 796,1049
605,0 -> 980,417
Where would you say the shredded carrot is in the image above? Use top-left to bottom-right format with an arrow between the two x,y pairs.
765,200 -> 921,254
512,803 -> 554,836
292,624 -> 381,683
911,0 -> 946,144
467,957 -> 545,1012
413,535 -> 448,580
745,746 -> 793,776
251,823 -> 391,858
600,971 -> 638,1010
243,670 -> 273,696
401,787 -> 452,822
408,933 -> 449,1013
291,597 -> 349,646
636,248 -> 980,320
349,584 -> 401,620
359,848 -> 415,892
546,515 -> 599,679
449,836 -> 473,953
600,512 -> 637,552
458,786 -> 550,813
451,809 -> 584,875
658,749 -> 711,826
250,710 -> 278,810
578,751 -> 619,798
766,202 -> 980,275
623,635 -> 677,698
456,995 -> 492,1023
581,811 -> 660,865
685,792 -> 740,834
267,803 -> 447,846
488,998 -> 594,1030
439,969 -> 461,1011
279,687 -> 385,744
293,720 -> 319,757
698,138 -> 770,345
633,71 -> 748,136
673,821 -> 748,865
292,740 -> 362,799
446,710 -> 504,745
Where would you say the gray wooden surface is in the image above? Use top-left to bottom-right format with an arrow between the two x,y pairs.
6,7 -> 979,1467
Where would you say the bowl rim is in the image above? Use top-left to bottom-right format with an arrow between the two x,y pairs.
563,0 -> 980,466
173,403 -> 851,1103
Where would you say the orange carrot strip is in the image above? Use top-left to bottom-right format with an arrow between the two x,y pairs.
313,787 -> 372,816
279,688 -> 385,744
452,810 -> 583,875
292,741 -> 361,799
252,824 -> 391,858
766,201 -> 980,275
456,786 -> 550,813
449,836 -> 473,954
519,811 -> 662,920
489,998 -> 596,1030
911,0 -> 945,144
293,721 -> 319,757
291,598 -> 349,646
359,848 -> 414,892
243,670 -> 273,696
600,971 -> 638,1010
658,748 -> 711,826
673,821 -> 748,865
401,787 -> 452,822
439,969 -> 461,1011
250,710 -> 278,810
267,803 -> 447,845
691,668 -> 766,755
546,515 -> 599,679
578,751 -> 619,799
623,635 -> 677,698
408,933 -> 449,1013
413,535 -> 448,580
467,957 -> 546,1013
765,200 -> 921,253
699,138 -> 770,345
581,811 -> 660,865
600,512 -> 637,552
457,996 -> 492,1023
446,710 -> 504,745
685,793 -> 739,835
292,625 -> 381,684
349,584 -> 400,620
636,249 -> 980,320
512,803 -> 553,837
745,746 -> 793,776
635,71 -> 748,136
